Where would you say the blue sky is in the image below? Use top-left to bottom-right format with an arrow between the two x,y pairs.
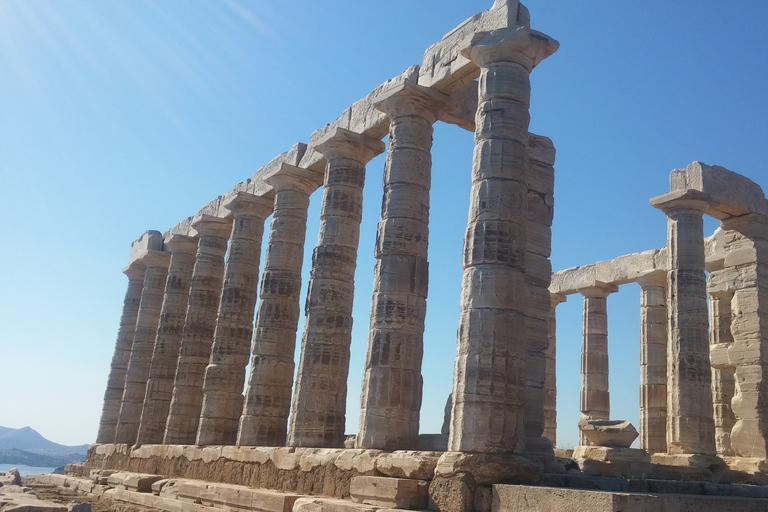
1,1 -> 766,448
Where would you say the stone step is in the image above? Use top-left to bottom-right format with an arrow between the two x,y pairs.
349,476 -> 428,510
293,497 -> 381,512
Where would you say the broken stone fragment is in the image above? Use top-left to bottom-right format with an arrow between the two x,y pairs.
580,420 -> 639,448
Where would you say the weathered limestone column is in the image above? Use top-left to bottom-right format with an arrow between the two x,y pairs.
114,250 -> 171,444
708,285 -> 736,456
448,26 -> 558,453
720,213 -> 768,461
238,165 -> 323,447
636,270 -> 668,454
578,283 -> 616,446
96,261 -> 146,444
164,215 -> 232,445
288,128 -> 384,448
544,293 -> 566,446
357,81 -> 447,450
136,234 -> 199,445
196,193 -> 274,446
651,192 -> 716,456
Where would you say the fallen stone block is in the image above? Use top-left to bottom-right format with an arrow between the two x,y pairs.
120,473 -> 164,493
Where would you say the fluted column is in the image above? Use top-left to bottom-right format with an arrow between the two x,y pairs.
197,193 -> 274,446
96,261 -> 146,444
114,250 -> 171,444
164,215 -> 232,445
636,270 -> 667,454
135,234 -> 199,445
238,165 -> 323,446
652,192 -> 716,456
357,81 -> 447,450
449,26 -> 558,454
288,127 -> 385,448
544,293 -> 566,446
708,286 -> 735,456
578,283 -> 616,446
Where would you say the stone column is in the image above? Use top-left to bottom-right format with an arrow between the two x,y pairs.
578,283 -> 616,446
238,165 -> 323,447
448,26 -> 558,454
357,81 -> 447,450
288,127 -> 384,448
636,270 -> 667,454
544,293 -> 566,446
96,261 -> 146,444
114,250 -> 171,445
720,213 -> 768,460
197,193 -> 274,446
164,215 -> 232,445
651,191 -> 716,456
708,285 -> 735,456
136,235 -> 199,445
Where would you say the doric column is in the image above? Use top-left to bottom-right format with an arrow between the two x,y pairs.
651,191 -> 716,456
164,215 -> 232,445
96,261 -> 146,444
448,27 -> 558,453
114,250 -> 171,444
544,293 -> 566,446
135,234 -> 199,445
357,81 -> 447,450
578,283 -> 616,446
238,165 -> 323,446
636,270 -> 667,454
197,193 -> 274,446
708,285 -> 735,456
288,127 -> 385,448
720,213 -> 768,460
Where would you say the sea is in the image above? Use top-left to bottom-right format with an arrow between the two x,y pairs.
0,464 -> 58,476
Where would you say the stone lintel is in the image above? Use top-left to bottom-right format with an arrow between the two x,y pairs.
650,189 -> 713,216
221,191 -> 274,219
264,163 -> 324,195
189,214 -> 233,238
465,26 -> 559,72
579,282 -> 618,298
312,127 -> 385,162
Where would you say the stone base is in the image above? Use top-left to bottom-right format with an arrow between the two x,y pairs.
723,456 -> 768,477
651,453 -> 726,471
573,445 -> 651,463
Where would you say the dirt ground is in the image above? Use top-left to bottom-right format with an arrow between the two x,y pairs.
22,477 -> 165,512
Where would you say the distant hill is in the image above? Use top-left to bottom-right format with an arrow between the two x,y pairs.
0,426 -> 88,458
0,448 -> 83,467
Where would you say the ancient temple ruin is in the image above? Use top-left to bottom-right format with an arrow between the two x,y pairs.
53,1 -> 768,511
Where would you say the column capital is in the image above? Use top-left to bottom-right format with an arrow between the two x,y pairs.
312,127 -> 385,164
579,282 -> 618,299
635,269 -> 667,288
264,163 -> 324,195
122,260 -> 146,279
372,79 -> 449,124
139,249 -> 171,268
650,189 -> 712,217
550,292 -> 567,307
223,191 -> 274,220
190,214 -> 233,238
164,234 -> 199,255
465,26 -> 559,71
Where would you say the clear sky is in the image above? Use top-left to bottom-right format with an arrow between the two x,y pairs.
1,0 -> 766,449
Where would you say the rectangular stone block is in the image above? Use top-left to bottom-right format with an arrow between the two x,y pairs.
349,476 -> 428,509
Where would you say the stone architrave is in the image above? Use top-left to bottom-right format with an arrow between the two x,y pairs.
708,284 -> 736,456
136,234 -> 199,445
720,213 -> 768,460
288,128 -> 385,448
238,165 -> 323,447
651,191 -> 716,456
196,193 -> 274,446
357,81 -> 448,450
578,283 -> 616,446
544,293 -> 566,446
96,261 -> 146,444
636,270 -> 667,454
164,215 -> 233,445
448,26 -> 558,454
114,250 -> 171,445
